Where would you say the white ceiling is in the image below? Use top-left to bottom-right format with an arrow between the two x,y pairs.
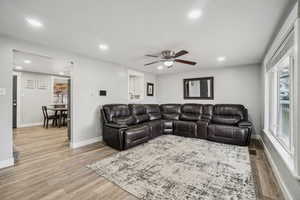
13,50 -> 72,76
0,0 -> 295,74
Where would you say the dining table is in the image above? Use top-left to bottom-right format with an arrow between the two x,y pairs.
47,106 -> 68,128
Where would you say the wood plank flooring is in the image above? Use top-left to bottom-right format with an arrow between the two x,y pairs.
0,126 -> 283,200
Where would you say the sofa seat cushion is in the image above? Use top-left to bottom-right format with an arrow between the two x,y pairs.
207,124 -> 249,146
174,121 -> 197,138
212,115 -> 241,125
124,125 -> 150,149
112,116 -> 136,126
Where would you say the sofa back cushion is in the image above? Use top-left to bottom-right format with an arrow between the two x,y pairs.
145,104 -> 162,121
202,104 -> 214,120
103,104 -> 135,125
129,104 -> 150,124
160,104 -> 181,120
212,104 -> 245,125
180,104 -> 203,121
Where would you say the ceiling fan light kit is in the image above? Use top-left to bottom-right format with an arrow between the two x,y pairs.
164,60 -> 174,67
144,50 -> 197,69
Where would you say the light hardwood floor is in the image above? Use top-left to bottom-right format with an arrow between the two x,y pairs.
0,126 -> 283,200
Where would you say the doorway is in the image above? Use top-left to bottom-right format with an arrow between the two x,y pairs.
12,75 -> 17,128
12,49 -> 73,162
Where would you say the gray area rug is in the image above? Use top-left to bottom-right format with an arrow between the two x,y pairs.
88,135 -> 256,200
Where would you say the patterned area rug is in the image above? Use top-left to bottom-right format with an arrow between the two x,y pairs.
88,135 -> 256,200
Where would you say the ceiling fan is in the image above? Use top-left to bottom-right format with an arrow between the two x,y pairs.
144,50 -> 197,68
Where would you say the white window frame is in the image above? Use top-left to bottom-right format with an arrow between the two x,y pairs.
264,48 -> 296,174
263,3 -> 300,179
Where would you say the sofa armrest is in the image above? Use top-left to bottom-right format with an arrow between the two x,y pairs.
238,121 -> 252,145
196,119 -> 211,139
105,123 -> 128,129
238,121 -> 252,128
103,125 -> 126,150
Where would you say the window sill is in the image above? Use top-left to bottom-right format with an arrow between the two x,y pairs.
263,129 -> 300,180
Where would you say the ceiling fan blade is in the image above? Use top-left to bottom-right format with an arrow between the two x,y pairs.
144,60 -> 160,66
175,59 -> 197,65
145,54 -> 160,58
174,50 -> 188,58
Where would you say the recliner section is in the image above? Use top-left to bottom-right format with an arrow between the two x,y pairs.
101,103 -> 253,150
207,104 -> 252,146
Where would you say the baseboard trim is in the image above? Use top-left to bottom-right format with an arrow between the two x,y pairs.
256,134 -> 294,200
18,122 -> 43,128
251,134 -> 260,140
70,136 -> 102,149
0,157 -> 14,169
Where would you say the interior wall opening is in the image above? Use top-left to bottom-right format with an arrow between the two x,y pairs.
11,49 -> 73,163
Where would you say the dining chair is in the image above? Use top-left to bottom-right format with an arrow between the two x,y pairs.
62,111 -> 68,126
42,106 -> 58,128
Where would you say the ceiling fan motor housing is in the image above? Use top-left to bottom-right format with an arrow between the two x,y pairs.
161,50 -> 175,59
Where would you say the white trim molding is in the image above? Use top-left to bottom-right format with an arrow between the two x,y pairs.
262,129 -> 299,179
18,122 -> 43,128
0,157 -> 14,169
70,136 -> 102,149
251,134 -> 261,140
256,134 -> 294,200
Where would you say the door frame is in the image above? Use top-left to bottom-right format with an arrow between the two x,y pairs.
12,71 -> 21,128
11,49 -> 75,147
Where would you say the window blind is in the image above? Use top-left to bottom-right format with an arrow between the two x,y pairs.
266,28 -> 294,71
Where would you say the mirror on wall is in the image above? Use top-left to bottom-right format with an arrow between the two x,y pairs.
183,77 -> 214,99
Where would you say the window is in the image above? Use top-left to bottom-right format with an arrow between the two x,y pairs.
266,52 -> 294,154
278,64 -> 291,149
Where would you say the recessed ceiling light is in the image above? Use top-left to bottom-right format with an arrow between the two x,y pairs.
188,10 -> 202,20
59,72 -> 64,76
217,56 -> 226,62
26,18 -> 43,28
157,65 -> 163,70
24,60 -> 32,64
164,61 -> 174,67
15,66 -> 23,70
99,44 -> 109,51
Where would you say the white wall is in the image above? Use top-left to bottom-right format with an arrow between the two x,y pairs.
18,72 -> 53,127
157,64 -> 262,134
0,37 -> 14,168
0,35 -> 157,167
72,57 -> 157,144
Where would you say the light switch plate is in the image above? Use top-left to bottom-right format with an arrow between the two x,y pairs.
0,88 -> 6,96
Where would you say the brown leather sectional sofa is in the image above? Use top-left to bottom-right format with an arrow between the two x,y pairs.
101,104 -> 253,150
